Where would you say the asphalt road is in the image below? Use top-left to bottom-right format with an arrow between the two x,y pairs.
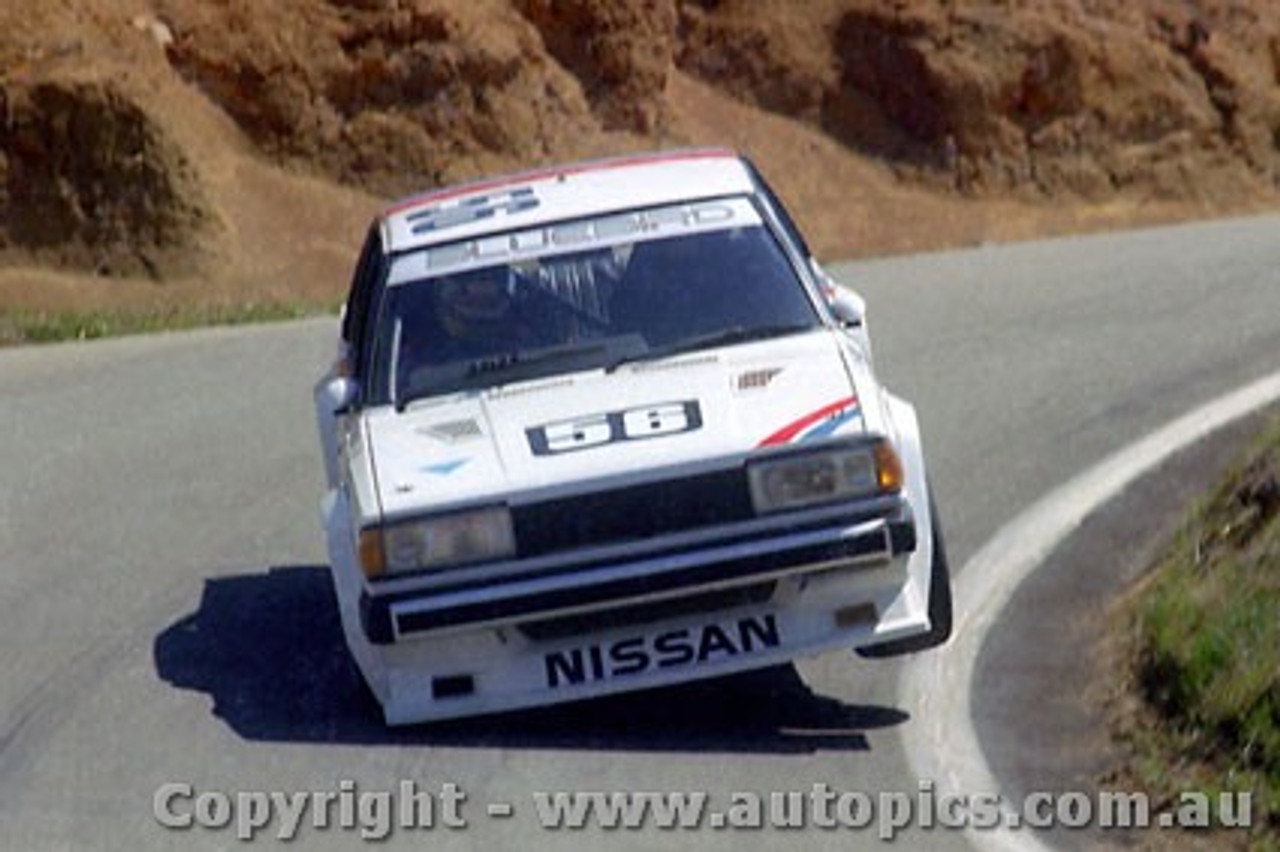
2,213 -> 1278,851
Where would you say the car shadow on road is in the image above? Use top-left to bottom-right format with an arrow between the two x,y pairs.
154,565 -> 908,754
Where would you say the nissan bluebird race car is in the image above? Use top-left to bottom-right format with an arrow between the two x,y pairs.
314,148 -> 951,725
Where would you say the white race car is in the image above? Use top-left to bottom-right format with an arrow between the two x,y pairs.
314,148 -> 950,725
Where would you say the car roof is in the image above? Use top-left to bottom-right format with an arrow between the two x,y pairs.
378,148 -> 756,254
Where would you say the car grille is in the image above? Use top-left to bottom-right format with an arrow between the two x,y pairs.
511,467 -> 755,559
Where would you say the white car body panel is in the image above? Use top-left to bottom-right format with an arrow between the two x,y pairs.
315,149 -> 947,724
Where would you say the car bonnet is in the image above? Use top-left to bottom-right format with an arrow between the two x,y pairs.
363,330 -> 867,518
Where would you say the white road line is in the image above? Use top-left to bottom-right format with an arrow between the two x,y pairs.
899,369 -> 1280,852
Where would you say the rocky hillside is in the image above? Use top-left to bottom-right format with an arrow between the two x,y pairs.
1,0 -> 1278,316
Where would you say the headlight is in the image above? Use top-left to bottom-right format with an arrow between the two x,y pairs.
747,439 -> 903,514
359,506 -> 516,578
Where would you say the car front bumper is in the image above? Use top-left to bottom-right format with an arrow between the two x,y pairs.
360,507 -> 915,645
333,500 -> 933,725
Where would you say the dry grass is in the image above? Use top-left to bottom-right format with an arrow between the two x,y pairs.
1104,418 -> 1280,852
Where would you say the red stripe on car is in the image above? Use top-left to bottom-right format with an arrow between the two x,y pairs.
757,397 -> 858,447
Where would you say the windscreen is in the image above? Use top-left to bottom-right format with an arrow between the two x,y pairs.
370,197 -> 821,407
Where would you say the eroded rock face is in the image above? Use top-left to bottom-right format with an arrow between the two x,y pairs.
0,0 -> 1277,278
515,0 -> 677,133
155,0 -> 600,196
677,0 -> 1280,200
1,79 -> 209,277
150,0 -> 1278,204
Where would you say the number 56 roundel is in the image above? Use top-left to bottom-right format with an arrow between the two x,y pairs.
526,401 -> 702,456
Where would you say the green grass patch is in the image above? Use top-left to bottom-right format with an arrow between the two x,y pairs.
0,301 -> 333,345
1128,416 -> 1280,845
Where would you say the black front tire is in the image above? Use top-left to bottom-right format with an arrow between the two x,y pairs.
856,491 -> 952,659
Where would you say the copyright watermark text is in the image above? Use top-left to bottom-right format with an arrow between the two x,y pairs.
152,779 -> 1253,842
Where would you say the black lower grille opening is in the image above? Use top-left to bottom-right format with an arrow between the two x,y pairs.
513,468 -> 754,558
518,581 -> 777,641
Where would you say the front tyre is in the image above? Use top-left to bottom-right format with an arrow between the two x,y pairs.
857,490 -> 952,658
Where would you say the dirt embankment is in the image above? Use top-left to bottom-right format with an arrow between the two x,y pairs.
1,0 -> 1278,317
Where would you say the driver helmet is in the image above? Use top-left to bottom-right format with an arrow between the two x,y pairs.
436,267 -> 516,342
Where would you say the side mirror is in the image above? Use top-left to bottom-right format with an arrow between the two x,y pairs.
809,257 -> 866,328
827,287 -> 866,329
323,376 -> 359,415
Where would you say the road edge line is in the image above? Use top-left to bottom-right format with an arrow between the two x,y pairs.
899,369 -> 1280,852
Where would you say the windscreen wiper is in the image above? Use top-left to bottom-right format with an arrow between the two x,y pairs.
464,341 -> 608,378
604,324 -> 813,373
396,341 -> 608,412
